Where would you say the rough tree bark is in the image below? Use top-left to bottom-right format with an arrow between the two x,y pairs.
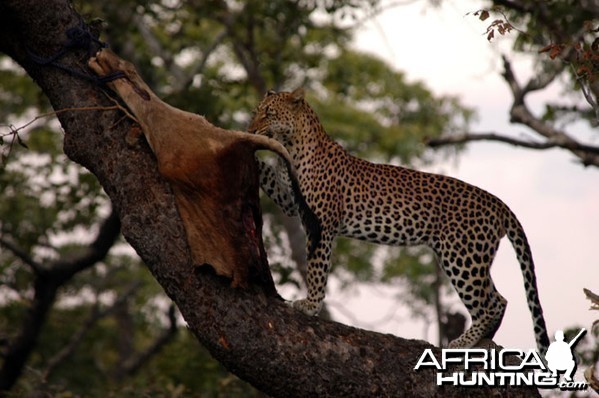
0,1 -> 538,397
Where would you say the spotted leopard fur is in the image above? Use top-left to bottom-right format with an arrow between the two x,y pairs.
249,88 -> 549,353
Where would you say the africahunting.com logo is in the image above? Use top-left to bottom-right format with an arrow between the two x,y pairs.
414,328 -> 588,391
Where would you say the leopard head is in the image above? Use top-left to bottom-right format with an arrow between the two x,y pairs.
248,88 -> 306,144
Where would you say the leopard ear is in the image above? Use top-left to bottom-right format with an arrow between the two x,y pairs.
290,87 -> 305,103
265,89 -> 276,98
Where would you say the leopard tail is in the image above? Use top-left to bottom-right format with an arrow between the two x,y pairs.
504,208 -> 550,354
245,134 -> 321,257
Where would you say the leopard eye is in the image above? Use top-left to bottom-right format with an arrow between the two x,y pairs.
265,106 -> 276,117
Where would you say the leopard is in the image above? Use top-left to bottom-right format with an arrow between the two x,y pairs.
248,88 -> 550,353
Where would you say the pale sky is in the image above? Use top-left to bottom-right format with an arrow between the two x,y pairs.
293,1 -> 599,354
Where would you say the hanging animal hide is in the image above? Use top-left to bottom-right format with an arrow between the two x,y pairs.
88,49 -> 311,292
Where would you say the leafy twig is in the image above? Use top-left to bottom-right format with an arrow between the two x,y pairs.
468,8 -> 525,42
0,104 -> 138,164
570,64 -> 599,125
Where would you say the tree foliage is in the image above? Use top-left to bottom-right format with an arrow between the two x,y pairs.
429,0 -> 599,167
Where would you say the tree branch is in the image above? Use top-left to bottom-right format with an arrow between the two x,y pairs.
427,131 -> 599,154
51,209 -> 121,281
0,236 -> 42,274
491,1 -> 599,125
131,12 -> 188,91
430,55 -> 599,167
41,283 -> 141,383
175,29 -> 227,93
571,64 -> 599,124
120,304 -> 178,377
0,210 -> 120,392
40,303 -> 102,383
215,1 -> 268,95
502,56 -> 599,167
491,0 -> 559,41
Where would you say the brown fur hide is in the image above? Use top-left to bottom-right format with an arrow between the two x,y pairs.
89,49 -> 285,292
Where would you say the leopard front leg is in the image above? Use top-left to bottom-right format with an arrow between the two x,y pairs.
256,157 -> 299,217
291,232 -> 333,316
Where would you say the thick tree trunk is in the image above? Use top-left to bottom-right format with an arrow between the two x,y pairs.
0,1 -> 538,397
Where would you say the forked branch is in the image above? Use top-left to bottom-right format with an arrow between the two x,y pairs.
428,56 -> 599,168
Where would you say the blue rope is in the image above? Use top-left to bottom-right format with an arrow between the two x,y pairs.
27,23 -> 125,84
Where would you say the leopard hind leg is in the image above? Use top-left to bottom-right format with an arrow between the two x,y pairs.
448,280 -> 507,348
437,240 -> 507,348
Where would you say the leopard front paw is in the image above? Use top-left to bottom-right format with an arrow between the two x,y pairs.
289,298 -> 323,316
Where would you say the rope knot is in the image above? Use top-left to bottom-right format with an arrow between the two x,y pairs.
65,26 -> 93,49
27,23 -> 122,85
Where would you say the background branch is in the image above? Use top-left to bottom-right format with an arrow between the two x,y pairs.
51,209 -> 121,280
0,209 -> 120,392
427,131 -> 599,154
428,55 -> 599,168
0,236 -> 42,274
40,283 -> 140,382
214,1 -> 268,95
119,304 -> 179,378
